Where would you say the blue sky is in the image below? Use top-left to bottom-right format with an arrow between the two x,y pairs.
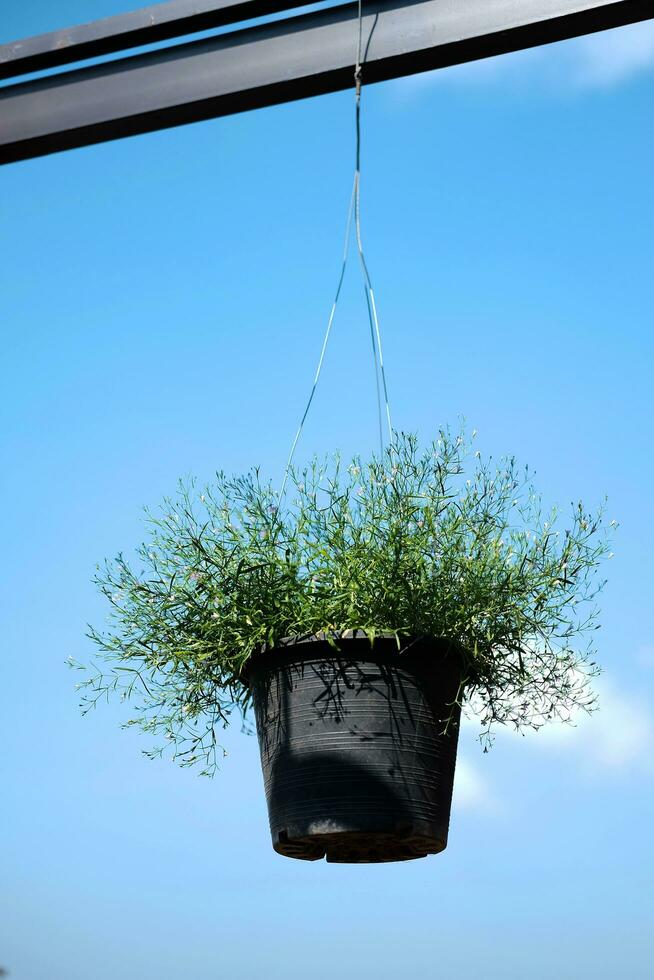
2,4 -> 654,979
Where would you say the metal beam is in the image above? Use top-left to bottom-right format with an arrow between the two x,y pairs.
1,0 -> 653,165
0,0 -> 312,81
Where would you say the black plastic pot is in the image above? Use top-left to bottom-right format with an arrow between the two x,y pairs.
245,632 -> 465,864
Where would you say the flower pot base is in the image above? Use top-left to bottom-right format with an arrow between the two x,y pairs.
274,828 -> 446,863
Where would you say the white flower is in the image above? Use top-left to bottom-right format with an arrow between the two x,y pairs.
610,519 -> 617,527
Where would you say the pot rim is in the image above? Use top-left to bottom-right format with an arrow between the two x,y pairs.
240,631 -> 470,685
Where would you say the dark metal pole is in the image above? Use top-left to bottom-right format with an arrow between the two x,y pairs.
1,0 -> 653,165
0,0 -> 312,81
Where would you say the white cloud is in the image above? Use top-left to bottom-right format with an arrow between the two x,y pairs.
452,756 -> 499,814
574,20 -> 654,88
389,20 -> 654,100
529,676 -> 654,770
464,673 -> 653,775
451,674 -> 653,817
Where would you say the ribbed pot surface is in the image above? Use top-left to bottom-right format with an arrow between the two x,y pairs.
247,634 -> 464,863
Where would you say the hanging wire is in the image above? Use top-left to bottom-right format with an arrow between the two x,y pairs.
279,177 -> 356,498
279,0 -> 393,498
353,0 -> 394,453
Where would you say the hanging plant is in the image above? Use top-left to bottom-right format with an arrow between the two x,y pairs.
81,428 -> 611,862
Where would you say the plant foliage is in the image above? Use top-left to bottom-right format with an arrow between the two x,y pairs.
81,429 -> 611,774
